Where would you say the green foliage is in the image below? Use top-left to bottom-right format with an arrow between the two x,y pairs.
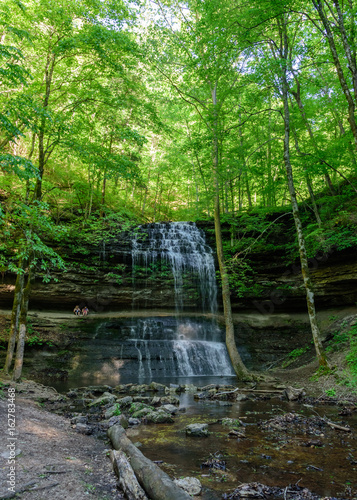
344,323 -> 357,387
105,272 -> 123,285
112,404 -> 122,416
0,154 -> 39,180
26,335 -> 53,348
282,345 -> 310,368
223,258 -> 262,298
325,388 -> 337,397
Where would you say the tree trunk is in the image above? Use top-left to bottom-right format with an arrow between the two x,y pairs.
291,119 -> 322,227
315,64 -> 357,171
12,269 -> 32,381
332,0 -> 357,103
3,268 -> 25,376
100,174 -> 106,218
313,0 -> 357,146
211,87 -> 250,379
280,16 -> 328,368
108,425 -> 192,500
291,77 -> 335,194
109,450 -> 148,500
34,52 -> 56,200
142,166 -> 150,215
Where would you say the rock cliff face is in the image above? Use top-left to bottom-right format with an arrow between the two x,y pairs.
1,222 -> 356,314
231,245 -> 357,314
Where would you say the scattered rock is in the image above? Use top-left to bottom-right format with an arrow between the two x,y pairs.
132,407 -> 153,419
185,423 -> 209,437
160,396 -> 180,406
162,404 -> 179,414
184,384 -> 197,392
146,410 -> 174,423
128,418 -> 141,426
75,423 -> 93,435
129,384 -> 149,394
133,396 -> 152,403
71,415 -> 88,425
101,415 -> 129,430
284,386 -> 305,401
117,396 -> 133,408
88,392 -> 116,407
149,382 -> 166,392
222,417 -> 243,428
174,477 -> 202,496
105,404 -> 122,419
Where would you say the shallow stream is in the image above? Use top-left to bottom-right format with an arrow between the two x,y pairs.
128,392 -> 357,499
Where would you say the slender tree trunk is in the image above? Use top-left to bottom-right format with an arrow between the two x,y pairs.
313,0 -> 357,146
238,113 -> 252,208
332,0 -> 357,102
280,16 -> 328,368
100,174 -> 106,218
291,77 -> 335,194
142,167 -> 151,215
3,268 -> 25,376
245,171 -> 252,208
315,64 -> 357,171
34,52 -> 56,200
267,103 -> 275,207
230,180 -> 235,214
12,269 -> 32,382
211,87 -> 250,379
291,118 -> 322,227
153,172 -> 160,222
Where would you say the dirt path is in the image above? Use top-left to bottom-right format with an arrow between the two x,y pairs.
0,385 -> 123,500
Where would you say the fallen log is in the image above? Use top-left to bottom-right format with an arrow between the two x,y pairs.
110,450 -> 148,500
325,420 -> 351,432
108,424 -> 192,500
212,388 -> 283,398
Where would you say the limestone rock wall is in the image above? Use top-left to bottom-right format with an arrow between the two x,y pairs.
1,223 -> 356,313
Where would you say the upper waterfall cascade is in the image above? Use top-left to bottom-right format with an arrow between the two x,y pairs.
132,222 -> 218,313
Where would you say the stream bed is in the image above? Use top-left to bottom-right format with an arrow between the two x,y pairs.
127,393 -> 357,499
47,380 -> 357,500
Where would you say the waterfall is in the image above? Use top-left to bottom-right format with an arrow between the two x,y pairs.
132,222 -> 217,313
127,222 -> 234,381
91,317 -> 234,383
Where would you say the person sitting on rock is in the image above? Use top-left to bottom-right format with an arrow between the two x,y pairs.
73,305 -> 81,316
82,306 -> 89,316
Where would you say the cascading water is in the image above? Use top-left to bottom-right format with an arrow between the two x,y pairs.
123,221 -> 234,382
132,222 -> 217,313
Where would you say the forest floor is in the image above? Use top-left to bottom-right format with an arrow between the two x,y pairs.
0,381 -> 124,500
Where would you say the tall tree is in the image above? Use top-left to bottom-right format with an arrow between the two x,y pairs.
143,0 -> 252,378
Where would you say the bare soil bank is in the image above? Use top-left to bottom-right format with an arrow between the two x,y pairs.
0,382 -> 123,500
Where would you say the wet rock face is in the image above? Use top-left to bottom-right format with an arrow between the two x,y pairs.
1,223 -> 357,312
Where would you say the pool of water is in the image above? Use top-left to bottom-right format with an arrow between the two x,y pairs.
128,393 -> 357,499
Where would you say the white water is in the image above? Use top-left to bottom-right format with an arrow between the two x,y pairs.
132,222 -> 218,313
128,222 -> 234,380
